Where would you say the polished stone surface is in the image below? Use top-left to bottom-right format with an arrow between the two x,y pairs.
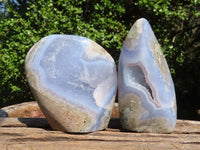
118,18 -> 177,133
25,35 -> 117,133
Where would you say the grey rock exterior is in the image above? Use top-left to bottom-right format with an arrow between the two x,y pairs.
25,35 -> 117,133
118,18 -> 177,133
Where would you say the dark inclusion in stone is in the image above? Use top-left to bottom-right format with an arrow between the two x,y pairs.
127,64 -> 154,100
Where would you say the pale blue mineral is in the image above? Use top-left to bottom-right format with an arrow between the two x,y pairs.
118,18 -> 177,133
25,35 -> 117,133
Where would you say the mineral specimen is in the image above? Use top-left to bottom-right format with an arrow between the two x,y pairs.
118,18 -> 177,133
25,35 -> 117,133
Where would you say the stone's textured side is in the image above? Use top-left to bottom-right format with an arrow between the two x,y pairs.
25,35 -> 117,133
118,18 -> 177,133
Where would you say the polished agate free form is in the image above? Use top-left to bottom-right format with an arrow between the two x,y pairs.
118,18 -> 177,133
25,35 -> 117,133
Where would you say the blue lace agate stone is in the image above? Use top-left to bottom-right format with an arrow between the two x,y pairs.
118,18 -> 177,133
25,35 -> 117,133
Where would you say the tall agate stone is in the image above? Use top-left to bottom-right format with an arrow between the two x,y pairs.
118,18 -> 177,133
25,35 -> 117,133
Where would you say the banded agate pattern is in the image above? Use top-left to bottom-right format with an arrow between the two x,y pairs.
118,18 -> 177,133
25,35 -> 117,133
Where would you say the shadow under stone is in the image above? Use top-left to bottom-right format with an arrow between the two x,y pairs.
0,109 -> 8,117
18,118 -> 51,128
108,118 -> 121,129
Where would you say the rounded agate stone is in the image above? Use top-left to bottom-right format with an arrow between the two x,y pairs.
118,18 -> 177,133
25,35 -> 117,133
